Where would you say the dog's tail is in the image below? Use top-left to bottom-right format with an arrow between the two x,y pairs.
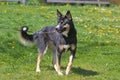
19,26 -> 34,46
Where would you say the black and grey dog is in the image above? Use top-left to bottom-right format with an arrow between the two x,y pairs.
20,10 -> 77,75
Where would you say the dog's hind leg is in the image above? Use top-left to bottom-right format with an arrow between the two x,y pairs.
36,53 -> 43,72
52,51 -> 63,75
36,35 -> 48,73
36,46 -> 48,72
49,44 -> 63,75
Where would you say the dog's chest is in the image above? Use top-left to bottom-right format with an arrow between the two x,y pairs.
63,45 -> 70,50
59,44 -> 76,51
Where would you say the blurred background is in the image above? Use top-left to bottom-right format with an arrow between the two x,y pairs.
0,0 -> 120,6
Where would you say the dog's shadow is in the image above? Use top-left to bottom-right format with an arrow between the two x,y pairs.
47,66 -> 98,76
71,67 -> 98,76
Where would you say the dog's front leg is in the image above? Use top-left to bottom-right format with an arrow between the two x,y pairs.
36,54 -> 43,72
66,50 -> 76,75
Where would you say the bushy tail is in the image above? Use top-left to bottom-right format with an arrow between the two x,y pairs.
19,26 -> 34,46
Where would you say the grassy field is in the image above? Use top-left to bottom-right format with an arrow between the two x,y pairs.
0,4 -> 120,80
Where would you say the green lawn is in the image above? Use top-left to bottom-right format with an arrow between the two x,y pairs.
0,4 -> 120,80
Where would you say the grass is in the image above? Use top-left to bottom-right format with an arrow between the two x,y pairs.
0,4 -> 120,80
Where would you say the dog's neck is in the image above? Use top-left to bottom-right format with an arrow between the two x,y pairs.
63,28 -> 76,38
62,22 -> 75,37
62,29 -> 69,37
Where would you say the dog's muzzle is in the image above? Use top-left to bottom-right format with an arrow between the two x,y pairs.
55,28 -> 61,33
55,27 -> 67,33
55,24 -> 61,33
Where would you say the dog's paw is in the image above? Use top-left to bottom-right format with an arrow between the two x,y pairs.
36,69 -> 41,73
58,72 -> 63,76
65,71 -> 69,75
66,73 -> 69,75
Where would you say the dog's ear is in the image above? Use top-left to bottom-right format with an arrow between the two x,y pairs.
65,10 -> 72,20
57,9 -> 62,19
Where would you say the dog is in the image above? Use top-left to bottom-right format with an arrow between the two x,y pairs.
20,10 -> 77,75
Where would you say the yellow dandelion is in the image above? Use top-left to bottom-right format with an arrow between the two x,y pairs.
79,19 -> 83,23
106,10 -> 112,13
98,29 -> 104,35
105,40 -> 110,44
99,9 -> 111,13
40,6 -> 48,9
84,25 -> 87,28
9,41 -> 15,49
115,30 -> 119,34
1,2 -> 5,5
12,46 -> 15,49
88,9 -> 93,13
7,73 -> 10,76
96,46 -> 99,48
108,27 -> 111,32
47,15 -> 50,19
93,28 -> 97,32
116,32 -> 119,34
106,13 -> 111,17
65,3 -> 70,7
20,4 -> 24,7
89,29 -> 92,33
4,9 -> 7,14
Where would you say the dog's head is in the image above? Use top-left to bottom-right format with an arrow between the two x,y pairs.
55,10 -> 73,36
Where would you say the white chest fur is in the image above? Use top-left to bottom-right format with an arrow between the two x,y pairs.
62,31 -> 68,37
59,44 -> 76,51
63,45 -> 70,49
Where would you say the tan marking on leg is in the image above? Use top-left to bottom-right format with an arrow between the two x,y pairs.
71,44 -> 76,50
36,54 -> 43,72
66,55 -> 73,75
36,47 -> 47,72
54,64 -> 63,75
59,45 -> 64,51
43,46 -> 48,55
53,51 -> 63,75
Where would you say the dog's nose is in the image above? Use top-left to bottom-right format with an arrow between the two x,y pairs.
55,27 -> 58,31
55,27 -> 61,33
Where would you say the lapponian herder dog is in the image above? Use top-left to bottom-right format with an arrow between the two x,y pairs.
20,10 -> 77,75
